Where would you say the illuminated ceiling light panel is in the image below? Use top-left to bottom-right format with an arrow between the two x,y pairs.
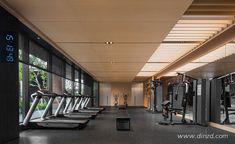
137,72 -> 156,77
167,33 -> 212,37
165,36 -> 209,39
170,30 -> 217,34
172,27 -> 223,31
178,20 -> 233,24
164,38 -> 206,41
174,23 -> 228,28
140,63 -> 170,72
148,43 -> 198,62
163,71 -> 178,76
175,63 -> 208,72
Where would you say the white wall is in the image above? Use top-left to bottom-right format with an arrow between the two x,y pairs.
99,82 -> 144,106
131,83 -> 144,106
99,83 -> 111,106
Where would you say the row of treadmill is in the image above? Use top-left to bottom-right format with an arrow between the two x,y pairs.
22,90 -> 104,129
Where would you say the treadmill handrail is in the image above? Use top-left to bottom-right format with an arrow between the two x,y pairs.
79,94 -> 95,98
37,90 -> 57,97
37,90 -> 65,98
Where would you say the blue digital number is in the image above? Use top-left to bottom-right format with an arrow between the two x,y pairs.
4,33 -> 15,63
6,53 -> 14,62
6,34 -> 14,41
6,45 -> 14,52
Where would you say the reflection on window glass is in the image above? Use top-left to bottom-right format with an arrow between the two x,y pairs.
19,49 -> 22,61
220,83 -> 235,123
29,66 -> 48,90
52,74 -> 63,94
29,41 -> 48,69
52,55 -> 64,76
87,86 -> 92,96
65,79 -> 73,111
65,79 -> 73,94
29,54 -> 47,69
75,69 -> 79,82
74,82 -> 80,96
18,34 -> 24,61
93,82 -> 99,107
81,84 -> 92,96
93,82 -> 98,97
81,74 -> 84,84
29,65 -> 49,119
66,64 -> 72,80
74,69 -> 80,95
81,83 -> 85,95
19,62 -> 23,122
52,74 -> 64,113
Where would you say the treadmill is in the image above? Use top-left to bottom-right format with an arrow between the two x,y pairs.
72,96 -> 100,114
62,93 -> 97,119
82,96 -> 105,112
67,95 -> 99,119
49,92 -> 92,120
22,90 -> 89,129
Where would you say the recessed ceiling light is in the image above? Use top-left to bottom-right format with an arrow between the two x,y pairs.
37,36 -> 40,40
105,42 -> 113,45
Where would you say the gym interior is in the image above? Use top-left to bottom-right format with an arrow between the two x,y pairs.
1,0 -> 235,144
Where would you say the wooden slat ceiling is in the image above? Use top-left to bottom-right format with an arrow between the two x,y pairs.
149,0 -> 235,79
172,0 -> 235,79
0,0 -> 193,82
138,16 -> 234,78
186,0 -> 235,15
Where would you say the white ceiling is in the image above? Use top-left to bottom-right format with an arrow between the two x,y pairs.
2,0 -> 193,82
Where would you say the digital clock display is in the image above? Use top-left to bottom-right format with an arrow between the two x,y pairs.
0,32 -> 16,63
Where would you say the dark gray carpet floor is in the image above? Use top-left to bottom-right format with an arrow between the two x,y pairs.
16,108 -> 235,144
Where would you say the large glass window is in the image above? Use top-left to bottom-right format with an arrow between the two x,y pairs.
65,79 -> 73,94
66,64 -> 72,79
29,66 -> 49,119
18,34 -> 24,123
65,64 -> 73,93
19,62 -> 23,122
19,48 -> 22,61
52,55 -> 64,76
80,71 -> 93,96
18,33 -> 96,123
81,83 -> 85,95
86,85 -> 92,96
29,41 -> 48,69
51,55 -> 65,113
93,81 -> 99,107
52,74 -> 64,113
74,69 -> 80,95
29,41 -> 50,119
81,72 -> 85,95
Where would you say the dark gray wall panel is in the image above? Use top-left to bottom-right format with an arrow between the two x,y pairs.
0,6 -> 19,144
